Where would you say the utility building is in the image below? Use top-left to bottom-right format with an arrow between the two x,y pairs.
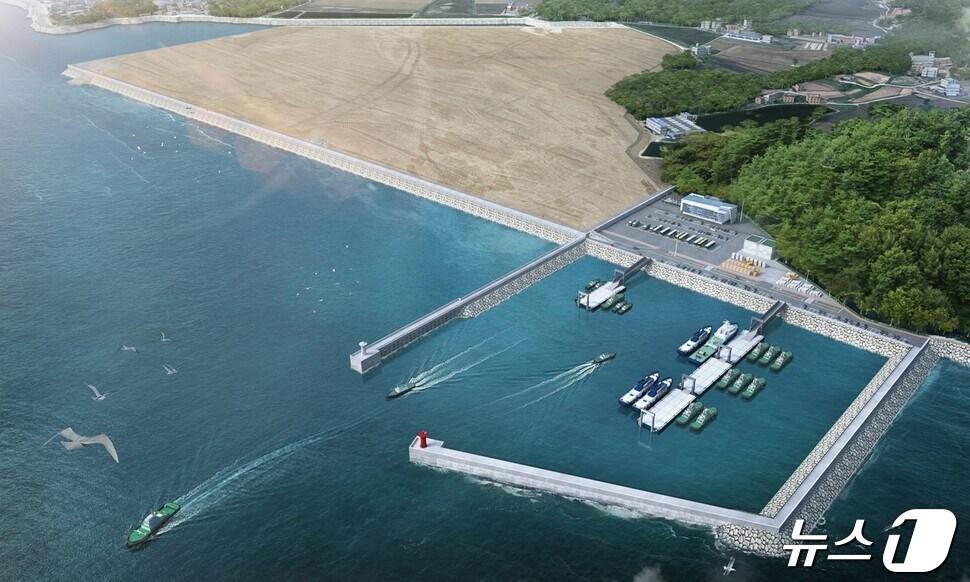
680,193 -> 737,224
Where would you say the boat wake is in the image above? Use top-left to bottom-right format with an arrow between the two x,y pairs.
161,409 -> 384,532
408,338 -> 525,395
484,362 -> 599,407
507,364 -> 599,411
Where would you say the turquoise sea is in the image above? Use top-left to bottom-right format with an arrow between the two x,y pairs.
1,8 -> 968,580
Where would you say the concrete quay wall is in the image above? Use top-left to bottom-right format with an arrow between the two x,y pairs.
64,66 -> 580,246
929,335 -> 970,367
410,438 -> 777,531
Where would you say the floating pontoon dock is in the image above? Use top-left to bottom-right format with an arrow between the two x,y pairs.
684,359 -> 732,395
642,389 -> 696,432
578,281 -> 625,310
718,330 -> 764,364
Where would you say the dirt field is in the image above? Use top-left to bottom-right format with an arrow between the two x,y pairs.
710,37 -> 830,74
78,26 -> 674,230
852,86 -> 911,103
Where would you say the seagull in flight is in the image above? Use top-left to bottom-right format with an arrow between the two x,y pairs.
162,363 -> 178,375
723,556 -> 736,576
45,427 -> 119,463
85,384 -> 106,401
160,331 -> 171,342
119,344 -> 138,353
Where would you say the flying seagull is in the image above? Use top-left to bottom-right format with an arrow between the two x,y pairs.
85,383 -> 106,401
160,331 -> 171,342
162,363 -> 178,375
45,427 -> 119,463
119,344 -> 138,353
723,556 -> 736,576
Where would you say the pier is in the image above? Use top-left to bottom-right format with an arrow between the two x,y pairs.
408,436 -> 776,530
350,237 -> 586,373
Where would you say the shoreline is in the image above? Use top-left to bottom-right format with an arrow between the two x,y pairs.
0,0 -> 628,35
65,64 -> 582,245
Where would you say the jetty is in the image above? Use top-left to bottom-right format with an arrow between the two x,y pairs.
643,301 -> 788,432
577,257 -> 650,310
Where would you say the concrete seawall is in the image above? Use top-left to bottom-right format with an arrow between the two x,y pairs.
64,65 -> 581,246
409,437 -> 777,530
351,237 -> 586,372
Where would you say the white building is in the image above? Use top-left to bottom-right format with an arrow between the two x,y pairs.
742,235 -> 776,261
680,193 -> 737,224
938,77 -> 962,97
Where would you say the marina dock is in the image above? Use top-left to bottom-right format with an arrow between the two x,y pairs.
718,330 -> 764,364
643,389 -> 696,432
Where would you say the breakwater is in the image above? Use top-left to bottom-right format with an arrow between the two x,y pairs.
351,237 -> 586,372
65,66 -> 580,246
409,437 -> 776,530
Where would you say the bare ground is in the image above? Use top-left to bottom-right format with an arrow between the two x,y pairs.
78,26 -> 675,230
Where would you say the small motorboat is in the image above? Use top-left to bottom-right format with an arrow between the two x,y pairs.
127,502 -> 180,548
677,325 -> 712,356
633,377 -> 673,411
592,352 -> 616,364
618,372 -> 659,406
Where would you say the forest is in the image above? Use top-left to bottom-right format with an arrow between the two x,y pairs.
607,45 -> 912,118
207,0 -> 301,17
661,108 -> 970,335
71,0 -> 156,23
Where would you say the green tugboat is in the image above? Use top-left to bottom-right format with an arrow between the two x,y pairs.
771,351 -> 792,371
728,372 -> 753,395
716,369 -> 740,390
746,342 -> 766,362
387,377 -> 425,399
616,303 -> 633,315
592,352 -> 616,364
676,401 -> 704,425
690,406 -> 717,431
612,300 -> 627,313
585,279 -> 603,292
601,293 -> 624,311
127,502 -> 180,548
758,345 -> 781,366
742,377 -> 766,399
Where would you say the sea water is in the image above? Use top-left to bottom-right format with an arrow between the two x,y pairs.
1,7 -> 967,580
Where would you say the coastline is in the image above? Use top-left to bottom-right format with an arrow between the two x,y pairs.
0,0 -> 628,35
65,64 -> 582,245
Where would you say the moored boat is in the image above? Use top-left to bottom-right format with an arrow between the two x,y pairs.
676,401 -> 704,425
746,342 -> 766,362
716,368 -> 740,389
600,293 -> 624,311
592,352 -> 616,364
127,502 -> 180,548
688,320 -> 738,365
618,372 -> 659,406
633,377 -> 673,411
758,345 -> 781,366
585,279 -> 603,291
690,406 -> 717,431
677,325 -> 712,356
742,377 -> 766,399
612,300 -> 627,313
728,372 -> 753,395
770,351 -> 792,371
617,303 -> 633,315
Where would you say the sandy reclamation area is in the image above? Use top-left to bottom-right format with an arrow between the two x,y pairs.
78,26 -> 675,230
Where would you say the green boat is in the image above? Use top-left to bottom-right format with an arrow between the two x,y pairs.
600,293 -> 624,311
758,345 -> 781,366
742,377 -> 766,399
716,368 -> 740,389
746,342 -> 766,362
127,502 -> 180,548
387,378 -> 423,399
728,372 -> 753,395
612,300 -> 627,313
592,352 -> 616,364
616,303 -> 633,315
771,351 -> 792,371
676,401 -> 704,425
585,279 -> 603,292
690,406 -> 717,431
